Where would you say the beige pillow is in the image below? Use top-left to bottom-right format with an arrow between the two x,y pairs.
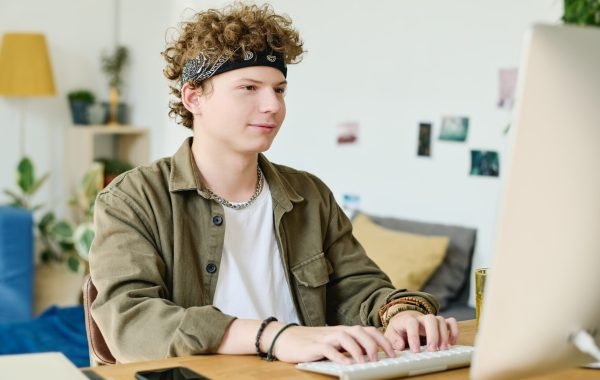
352,214 -> 449,290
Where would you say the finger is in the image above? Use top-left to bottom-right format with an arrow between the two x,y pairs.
422,314 -> 440,351
436,316 -> 450,350
336,331 -> 366,363
405,317 -> 421,353
446,317 -> 459,345
346,326 -> 379,362
383,325 -> 405,352
321,344 -> 353,365
363,326 -> 396,359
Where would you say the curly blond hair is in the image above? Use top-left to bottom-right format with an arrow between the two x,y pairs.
162,2 -> 304,129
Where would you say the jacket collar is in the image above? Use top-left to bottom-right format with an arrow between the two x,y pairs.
169,137 -> 203,193
169,137 -> 303,209
258,153 -> 304,212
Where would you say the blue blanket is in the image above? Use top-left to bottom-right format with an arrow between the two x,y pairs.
0,305 -> 89,367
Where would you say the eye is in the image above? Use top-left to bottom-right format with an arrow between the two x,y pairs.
242,85 -> 257,91
275,87 -> 287,95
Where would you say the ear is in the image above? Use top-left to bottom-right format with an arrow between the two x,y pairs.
181,82 -> 203,115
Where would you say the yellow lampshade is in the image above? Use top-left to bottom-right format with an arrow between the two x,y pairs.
0,33 -> 56,97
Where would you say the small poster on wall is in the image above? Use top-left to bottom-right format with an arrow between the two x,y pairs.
337,121 -> 359,145
341,193 -> 361,217
417,122 -> 432,157
498,68 -> 518,109
439,116 -> 469,142
470,150 -> 500,177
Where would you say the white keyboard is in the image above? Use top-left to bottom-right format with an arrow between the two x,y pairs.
296,345 -> 474,380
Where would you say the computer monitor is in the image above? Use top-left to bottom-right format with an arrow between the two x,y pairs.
471,24 -> 600,379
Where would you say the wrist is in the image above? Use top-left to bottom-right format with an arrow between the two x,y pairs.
390,309 -> 423,321
378,294 -> 438,329
265,323 -> 299,361
258,321 -> 284,354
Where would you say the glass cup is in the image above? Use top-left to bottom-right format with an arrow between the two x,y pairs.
475,268 -> 489,328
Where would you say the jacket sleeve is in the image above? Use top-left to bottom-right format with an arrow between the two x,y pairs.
89,188 -> 236,363
321,190 -> 438,327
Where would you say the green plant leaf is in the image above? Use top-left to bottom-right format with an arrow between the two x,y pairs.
38,211 -> 56,233
102,46 -> 129,90
30,173 -> 50,195
67,256 -> 80,272
51,221 -> 74,243
67,89 -> 95,103
2,189 -> 25,206
59,241 -> 75,252
11,200 -> 27,209
563,0 -> 600,25
74,224 -> 95,261
31,204 -> 44,212
17,157 -> 35,194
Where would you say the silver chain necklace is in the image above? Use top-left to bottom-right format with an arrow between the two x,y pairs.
206,167 -> 264,210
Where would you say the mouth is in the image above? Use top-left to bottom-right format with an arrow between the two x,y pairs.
249,123 -> 277,130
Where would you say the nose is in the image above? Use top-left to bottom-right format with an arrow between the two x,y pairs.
258,88 -> 284,114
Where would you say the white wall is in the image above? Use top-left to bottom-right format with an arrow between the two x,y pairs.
168,0 -> 562,305
1,1 -> 563,304
267,0 -> 562,304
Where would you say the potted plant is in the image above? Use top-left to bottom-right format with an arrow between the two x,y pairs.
101,46 -> 129,125
95,158 -> 133,187
563,0 -> 600,26
67,89 -> 96,125
2,158 -> 103,272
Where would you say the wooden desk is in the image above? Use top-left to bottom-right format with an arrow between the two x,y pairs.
88,320 -> 597,379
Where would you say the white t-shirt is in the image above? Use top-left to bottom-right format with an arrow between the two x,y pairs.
212,179 -> 300,324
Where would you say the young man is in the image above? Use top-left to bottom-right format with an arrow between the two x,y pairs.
90,3 -> 459,364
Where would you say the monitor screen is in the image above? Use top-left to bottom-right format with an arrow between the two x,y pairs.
471,24 -> 600,379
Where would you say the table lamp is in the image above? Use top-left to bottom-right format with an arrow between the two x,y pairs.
0,33 -> 56,156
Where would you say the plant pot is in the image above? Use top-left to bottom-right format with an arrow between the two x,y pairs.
87,103 -> 107,125
100,102 -> 129,125
69,100 -> 92,125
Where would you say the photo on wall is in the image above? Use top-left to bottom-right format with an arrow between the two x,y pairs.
417,122 -> 432,157
337,121 -> 359,145
439,116 -> 469,142
470,150 -> 500,177
341,193 -> 361,217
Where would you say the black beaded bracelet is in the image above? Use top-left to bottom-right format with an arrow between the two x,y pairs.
265,322 -> 299,362
255,316 -> 277,357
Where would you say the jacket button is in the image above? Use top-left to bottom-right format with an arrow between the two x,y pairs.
212,215 -> 223,225
206,263 -> 217,273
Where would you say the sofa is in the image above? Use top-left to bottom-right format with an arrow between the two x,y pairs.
352,211 -> 477,321
0,206 -> 34,323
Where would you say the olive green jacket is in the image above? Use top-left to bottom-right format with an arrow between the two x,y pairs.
90,138 -> 422,362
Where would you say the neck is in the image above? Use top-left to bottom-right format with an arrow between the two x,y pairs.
191,134 -> 259,203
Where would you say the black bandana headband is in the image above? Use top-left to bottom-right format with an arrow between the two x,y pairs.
182,49 -> 287,84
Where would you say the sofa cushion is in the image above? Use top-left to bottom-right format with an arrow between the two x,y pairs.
352,214 -> 449,291
357,212 -> 476,310
0,206 -> 33,323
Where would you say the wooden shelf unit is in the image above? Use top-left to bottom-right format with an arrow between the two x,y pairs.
64,125 -> 150,195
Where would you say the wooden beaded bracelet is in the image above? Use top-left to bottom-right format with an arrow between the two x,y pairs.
255,316 -> 277,358
378,296 -> 435,327
382,304 -> 428,330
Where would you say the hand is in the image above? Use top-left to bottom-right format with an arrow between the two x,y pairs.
265,324 -> 396,364
384,311 -> 459,353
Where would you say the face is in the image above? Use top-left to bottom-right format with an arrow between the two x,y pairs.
187,66 -> 287,155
